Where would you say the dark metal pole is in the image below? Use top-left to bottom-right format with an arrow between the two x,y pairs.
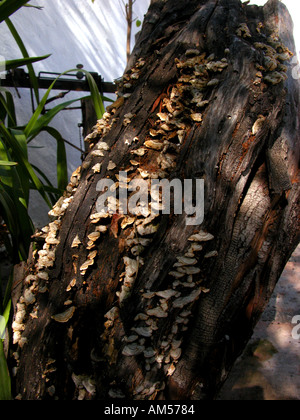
1,68 -> 116,93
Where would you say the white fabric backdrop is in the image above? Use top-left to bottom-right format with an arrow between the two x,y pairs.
0,0 -> 298,226
0,0 -> 150,226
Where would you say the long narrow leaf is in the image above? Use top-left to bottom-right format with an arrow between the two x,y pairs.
0,340 -> 11,400
5,18 -> 51,104
12,129 -> 28,157
0,313 -> 4,338
0,161 -> 17,166
5,18 -> 50,105
0,55 -> 51,73
0,143 -> 19,192
23,4 -> 43,10
0,123 -> 51,207
0,0 -> 28,23
24,69 -> 79,139
83,70 -> 105,118
30,164 -> 61,204
42,126 -> 68,191
5,91 -> 16,127
0,183 -> 33,261
2,269 -> 13,314
2,301 -> 11,330
26,96 -> 89,142
0,141 -> 14,189
28,179 -> 61,195
0,185 -> 19,260
0,92 -> 16,127
57,138 -> 68,191
0,187 -> 18,240
11,129 -> 30,204
0,138 -> 31,213
25,69 -> 105,140
24,78 -> 63,139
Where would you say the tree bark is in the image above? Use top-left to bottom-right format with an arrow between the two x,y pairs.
12,0 -> 299,400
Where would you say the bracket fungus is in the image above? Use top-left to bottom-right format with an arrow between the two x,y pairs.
51,306 -> 76,323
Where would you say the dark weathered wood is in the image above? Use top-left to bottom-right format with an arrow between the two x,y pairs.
12,0 -> 299,400
81,98 -> 98,151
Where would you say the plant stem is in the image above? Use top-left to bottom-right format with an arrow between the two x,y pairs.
125,0 -> 133,63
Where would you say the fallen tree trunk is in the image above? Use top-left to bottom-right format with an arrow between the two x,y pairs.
12,0 -> 299,400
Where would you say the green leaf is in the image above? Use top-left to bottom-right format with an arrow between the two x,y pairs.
136,19 -> 142,28
83,70 -> 105,118
0,186 -> 19,260
0,340 -> 11,400
0,135 -> 26,189
26,96 -> 88,142
102,95 -> 114,103
0,183 -> 33,261
5,90 -> 16,127
0,315 -> 4,340
42,127 -> 68,191
25,68 -> 105,139
2,270 -> 13,313
5,18 -> 49,105
2,301 -> 11,331
0,122 -> 52,208
0,91 -> 17,127
30,164 -> 61,205
56,138 -> 68,191
11,129 -> 30,204
0,0 -> 29,23
23,4 -> 43,10
11,129 -> 28,157
0,161 -> 17,166
0,185 -> 18,236
0,55 -> 51,72
0,141 -> 17,189
24,76 -> 64,139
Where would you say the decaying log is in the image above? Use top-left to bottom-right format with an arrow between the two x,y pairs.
12,0 -> 299,400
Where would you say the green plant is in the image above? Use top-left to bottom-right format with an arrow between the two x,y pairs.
0,23 -> 107,263
0,1 -> 108,399
0,271 -> 12,400
0,0 -> 30,24
0,336 -> 11,400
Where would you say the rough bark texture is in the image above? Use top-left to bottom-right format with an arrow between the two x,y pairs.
12,0 -> 299,400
